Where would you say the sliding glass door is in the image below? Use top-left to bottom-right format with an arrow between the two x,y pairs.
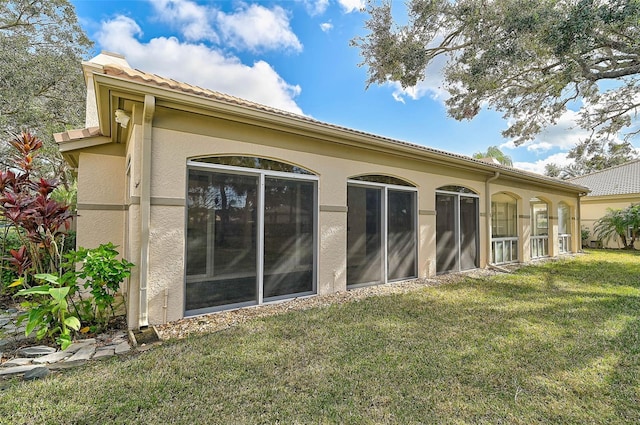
347,177 -> 417,287
186,160 -> 317,315
436,187 -> 479,274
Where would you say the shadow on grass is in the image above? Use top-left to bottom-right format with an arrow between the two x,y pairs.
2,251 -> 639,424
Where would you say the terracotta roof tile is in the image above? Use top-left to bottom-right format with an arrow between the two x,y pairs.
570,160 -> 640,197
53,126 -> 101,143
90,63 -> 588,191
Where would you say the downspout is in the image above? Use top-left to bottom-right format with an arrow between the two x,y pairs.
485,171 -> 500,267
139,94 -> 155,329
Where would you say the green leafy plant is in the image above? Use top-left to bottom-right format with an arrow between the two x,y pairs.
14,243 -> 134,348
67,243 -> 134,330
17,274 -> 81,350
581,226 -> 591,248
594,204 -> 640,249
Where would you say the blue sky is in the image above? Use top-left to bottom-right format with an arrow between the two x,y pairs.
70,0 -> 637,174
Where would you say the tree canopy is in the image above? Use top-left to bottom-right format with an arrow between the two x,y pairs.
545,137 -> 637,178
353,0 -> 640,149
0,0 -> 92,185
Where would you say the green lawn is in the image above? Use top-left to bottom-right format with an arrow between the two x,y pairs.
1,250 -> 639,424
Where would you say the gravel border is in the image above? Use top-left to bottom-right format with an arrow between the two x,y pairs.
156,267 -> 510,340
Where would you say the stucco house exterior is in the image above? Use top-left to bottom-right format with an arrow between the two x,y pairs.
570,160 -> 640,249
55,52 -> 589,330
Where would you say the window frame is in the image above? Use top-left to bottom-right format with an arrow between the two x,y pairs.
346,178 -> 418,288
185,159 -> 319,316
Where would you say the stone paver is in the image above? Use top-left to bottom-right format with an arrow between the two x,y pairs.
65,345 -> 96,363
18,345 -> 57,357
93,347 -> 115,359
114,341 -> 130,354
3,357 -> 33,367
0,364 -> 42,376
32,350 -> 73,365
24,367 -> 49,380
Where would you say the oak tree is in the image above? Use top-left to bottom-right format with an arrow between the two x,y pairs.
353,0 -> 640,149
0,0 -> 92,186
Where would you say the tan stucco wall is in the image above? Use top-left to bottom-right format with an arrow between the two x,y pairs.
74,105 -> 583,328
581,196 -> 640,249
76,152 -> 126,251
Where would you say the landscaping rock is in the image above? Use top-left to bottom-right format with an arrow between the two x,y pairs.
3,357 -> 32,367
32,351 -> 71,365
0,364 -> 41,377
63,339 -> 96,354
23,367 -> 49,381
65,345 -> 95,363
18,345 -> 57,358
0,318 -> 10,327
114,341 -> 130,354
93,347 -> 115,359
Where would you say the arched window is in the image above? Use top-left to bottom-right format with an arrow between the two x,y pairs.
192,156 -> 314,175
347,175 -> 417,287
437,185 -> 477,194
185,156 -> 317,315
350,175 -> 415,187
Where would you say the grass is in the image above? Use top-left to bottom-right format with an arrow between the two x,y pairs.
1,250 -> 639,424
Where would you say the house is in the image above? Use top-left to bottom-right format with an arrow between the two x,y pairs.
55,52 -> 589,330
570,160 -> 640,249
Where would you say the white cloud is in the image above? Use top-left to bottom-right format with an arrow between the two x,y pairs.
149,0 -> 302,53
149,0 -> 218,42
96,16 -> 303,115
320,22 -> 333,32
500,110 -> 590,153
217,4 -> 302,52
338,0 -> 365,13
299,0 -> 330,16
514,152 -> 573,175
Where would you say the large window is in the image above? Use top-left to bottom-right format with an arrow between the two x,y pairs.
436,186 -> 479,273
491,193 -> 518,264
558,202 -> 571,253
347,177 -> 417,287
185,158 -> 317,315
530,198 -> 549,258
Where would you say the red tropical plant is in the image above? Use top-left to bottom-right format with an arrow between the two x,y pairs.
0,132 -> 74,286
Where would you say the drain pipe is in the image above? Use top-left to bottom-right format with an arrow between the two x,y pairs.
485,171 -> 500,267
139,94 -> 155,329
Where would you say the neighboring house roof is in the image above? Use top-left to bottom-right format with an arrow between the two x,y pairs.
570,160 -> 640,197
56,57 -> 589,194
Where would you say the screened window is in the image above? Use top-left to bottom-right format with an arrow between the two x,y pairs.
436,187 -> 479,273
185,158 -> 317,315
347,177 -> 417,287
492,194 -> 517,238
192,156 -> 314,175
350,175 -> 414,187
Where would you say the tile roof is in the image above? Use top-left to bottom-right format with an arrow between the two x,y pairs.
69,62 -> 588,192
570,160 -> 640,197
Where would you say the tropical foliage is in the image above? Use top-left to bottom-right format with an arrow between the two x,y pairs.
593,204 -> 640,249
1,133 -> 134,348
472,145 -> 513,166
